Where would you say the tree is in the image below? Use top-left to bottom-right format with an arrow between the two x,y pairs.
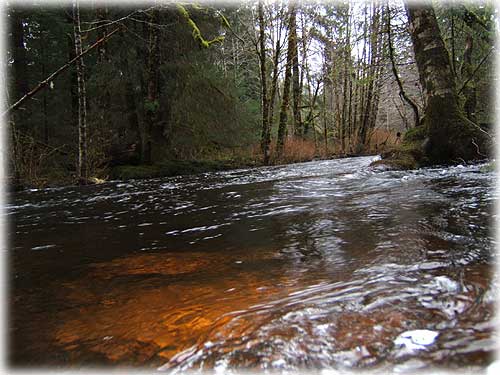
289,0 -> 302,137
386,4 -> 419,129
73,0 -> 88,183
358,2 -> 383,148
460,33 -> 476,122
405,1 -> 489,164
436,3 -> 495,126
276,2 -> 296,157
266,2 -> 286,140
257,0 -> 271,164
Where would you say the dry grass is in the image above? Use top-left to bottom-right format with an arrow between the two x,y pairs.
190,129 -> 404,169
245,138 -> 321,165
279,138 -> 318,163
366,128 -> 401,153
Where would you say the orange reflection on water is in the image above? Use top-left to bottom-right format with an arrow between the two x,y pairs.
45,251 -> 495,369
53,250 -> 291,366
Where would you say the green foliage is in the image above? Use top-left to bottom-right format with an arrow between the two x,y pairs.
435,2 -> 495,124
163,60 -> 260,160
7,6 -> 74,137
144,99 -> 159,113
403,125 -> 427,143
7,3 -> 262,187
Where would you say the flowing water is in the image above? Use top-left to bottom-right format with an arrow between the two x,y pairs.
7,156 -> 498,371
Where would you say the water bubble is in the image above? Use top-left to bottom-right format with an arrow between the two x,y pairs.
394,329 -> 439,352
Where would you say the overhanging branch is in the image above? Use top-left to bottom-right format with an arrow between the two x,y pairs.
3,26 -> 121,117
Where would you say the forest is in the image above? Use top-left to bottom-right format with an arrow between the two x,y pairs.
5,0 -> 496,188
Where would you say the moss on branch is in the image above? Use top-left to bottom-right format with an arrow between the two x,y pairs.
176,4 -> 225,48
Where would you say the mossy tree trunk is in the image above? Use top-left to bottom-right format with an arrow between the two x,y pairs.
267,17 -> 283,136
460,34 -> 477,122
340,7 -> 351,152
257,1 -> 271,165
276,2 -> 295,157
406,2 -> 488,164
359,4 -> 382,149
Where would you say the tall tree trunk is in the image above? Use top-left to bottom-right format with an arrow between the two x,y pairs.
267,18 -> 283,130
367,63 -> 383,145
304,78 -> 320,137
289,1 -> 302,137
95,6 -> 111,156
460,34 -> 476,122
406,2 -> 488,163
322,87 -> 328,154
258,1 -> 271,164
355,2 -> 368,149
340,4 -> 351,153
276,3 -> 295,157
450,13 -> 457,77
359,3 -> 380,148
73,0 -> 88,183
300,14 -> 312,137
351,70 -> 359,153
347,70 -> 354,150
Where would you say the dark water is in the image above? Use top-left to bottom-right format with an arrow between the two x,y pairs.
7,156 -> 497,371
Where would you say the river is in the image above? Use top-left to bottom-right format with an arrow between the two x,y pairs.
7,155 -> 497,371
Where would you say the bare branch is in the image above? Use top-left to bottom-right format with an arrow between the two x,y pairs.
81,8 -> 153,33
458,47 -> 494,95
3,27 -> 121,117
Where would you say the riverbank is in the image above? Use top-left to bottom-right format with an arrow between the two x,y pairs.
9,149 -> 493,192
110,158 -> 259,180
8,132 -> 404,191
